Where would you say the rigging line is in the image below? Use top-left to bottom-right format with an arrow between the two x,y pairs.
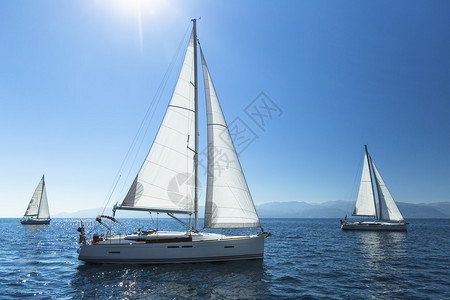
98,175 -> 120,216
111,22 -> 193,205
149,212 -> 156,230
116,22 -> 192,201
99,174 -> 122,216
95,48 -> 188,214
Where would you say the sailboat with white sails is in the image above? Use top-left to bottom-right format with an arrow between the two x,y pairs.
341,145 -> 407,231
77,20 -> 269,264
21,175 -> 51,225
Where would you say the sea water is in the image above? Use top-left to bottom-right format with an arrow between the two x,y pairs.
0,218 -> 449,299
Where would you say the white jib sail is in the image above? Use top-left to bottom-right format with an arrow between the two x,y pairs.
353,150 -> 377,217
37,180 -> 50,219
200,48 -> 260,228
120,30 -> 196,214
24,176 -> 45,218
371,160 -> 404,222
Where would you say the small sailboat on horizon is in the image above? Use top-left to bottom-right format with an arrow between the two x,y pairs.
21,175 -> 51,225
341,145 -> 407,231
77,19 -> 269,264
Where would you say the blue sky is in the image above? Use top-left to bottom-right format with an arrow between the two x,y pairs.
1,1 -> 449,217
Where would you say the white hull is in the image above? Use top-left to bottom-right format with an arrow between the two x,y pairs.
78,231 -> 264,264
341,221 -> 407,231
21,218 -> 51,225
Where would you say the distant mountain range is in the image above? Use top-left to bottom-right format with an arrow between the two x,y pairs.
256,201 -> 450,219
54,200 -> 450,219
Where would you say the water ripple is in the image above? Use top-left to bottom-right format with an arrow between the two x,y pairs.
0,218 -> 449,298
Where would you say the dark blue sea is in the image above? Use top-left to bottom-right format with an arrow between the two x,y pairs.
0,218 -> 449,299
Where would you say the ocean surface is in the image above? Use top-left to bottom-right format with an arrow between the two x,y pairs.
0,218 -> 449,299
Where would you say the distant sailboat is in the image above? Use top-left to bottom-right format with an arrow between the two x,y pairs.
77,20 -> 269,264
21,175 -> 51,225
341,145 -> 407,231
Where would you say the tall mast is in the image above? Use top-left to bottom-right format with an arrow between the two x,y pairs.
37,175 -> 45,219
365,145 -> 378,221
371,155 -> 383,220
192,18 -> 199,232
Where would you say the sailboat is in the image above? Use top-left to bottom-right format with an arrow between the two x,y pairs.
77,20 -> 269,264
341,145 -> 407,231
21,175 -> 51,225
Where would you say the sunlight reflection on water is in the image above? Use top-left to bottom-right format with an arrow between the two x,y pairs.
71,260 -> 266,298
0,218 -> 449,298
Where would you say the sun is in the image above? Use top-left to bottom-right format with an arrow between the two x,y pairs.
106,0 -> 170,18
91,0 -> 174,53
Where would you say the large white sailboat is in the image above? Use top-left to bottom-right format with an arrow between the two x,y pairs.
341,145 -> 407,231
77,20 -> 269,264
21,175 -> 51,225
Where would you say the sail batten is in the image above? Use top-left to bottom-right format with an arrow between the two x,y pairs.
118,29 -> 197,214
200,47 -> 260,229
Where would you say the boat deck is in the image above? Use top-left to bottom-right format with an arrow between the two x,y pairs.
90,231 -> 256,245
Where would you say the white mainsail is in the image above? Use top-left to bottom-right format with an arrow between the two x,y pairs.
371,160 -> 404,222
24,176 -> 44,217
24,175 -> 50,219
37,182 -> 50,219
119,30 -> 197,214
353,150 -> 377,217
200,48 -> 260,229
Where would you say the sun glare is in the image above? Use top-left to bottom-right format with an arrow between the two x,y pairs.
107,0 -> 170,18
92,0 -> 174,53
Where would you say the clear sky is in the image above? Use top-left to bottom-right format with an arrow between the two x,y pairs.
1,0 -> 449,217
